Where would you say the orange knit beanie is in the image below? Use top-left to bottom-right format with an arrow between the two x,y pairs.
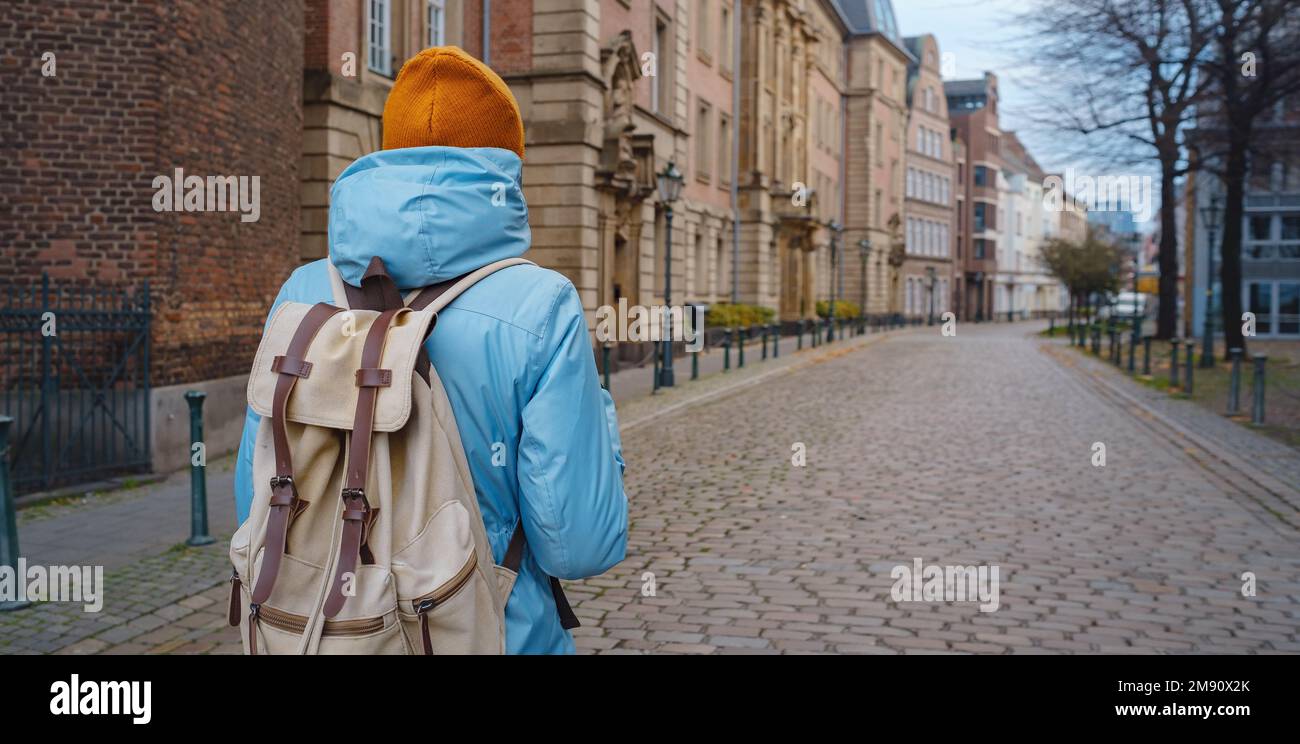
381,46 -> 525,158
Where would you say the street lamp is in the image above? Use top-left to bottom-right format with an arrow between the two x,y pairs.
926,266 -> 937,326
858,238 -> 872,325
1198,192 -> 1222,367
827,221 -> 842,342
656,160 -> 684,387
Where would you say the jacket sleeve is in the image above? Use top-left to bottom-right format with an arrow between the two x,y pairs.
516,282 -> 629,580
234,278 -> 299,526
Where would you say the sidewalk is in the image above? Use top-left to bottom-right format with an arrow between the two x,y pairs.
0,322 -> 910,654
1044,335 -> 1300,508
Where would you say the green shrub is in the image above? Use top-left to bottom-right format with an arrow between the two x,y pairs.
815,300 -> 861,320
705,303 -> 775,329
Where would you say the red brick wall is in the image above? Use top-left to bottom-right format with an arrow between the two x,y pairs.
1,1 -> 304,387
490,0 -> 532,74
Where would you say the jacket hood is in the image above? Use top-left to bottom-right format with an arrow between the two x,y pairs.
329,146 -> 530,289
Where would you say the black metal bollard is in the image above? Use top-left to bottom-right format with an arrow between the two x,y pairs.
1170,339 -> 1181,388
761,324 -> 769,361
1050,315 -> 1056,335
1183,342 -> 1194,396
1142,335 -> 1152,376
0,416 -> 29,611
772,324 -> 780,358
1227,347 -> 1242,415
1252,355 -> 1267,425
184,391 -> 215,546
1092,326 -> 1102,355
738,327 -> 746,368
1127,330 -> 1137,373
691,344 -> 699,381
723,328 -> 732,372
797,320 -> 804,350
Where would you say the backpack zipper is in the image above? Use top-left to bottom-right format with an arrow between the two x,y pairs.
412,554 -> 476,655
257,603 -> 385,637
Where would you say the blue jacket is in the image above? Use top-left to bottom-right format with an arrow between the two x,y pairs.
234,146 -> 629,654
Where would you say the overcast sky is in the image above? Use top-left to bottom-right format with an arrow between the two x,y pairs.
893,0 -> 1156,228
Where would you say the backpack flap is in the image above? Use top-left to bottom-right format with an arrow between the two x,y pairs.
247,301 -> 436,432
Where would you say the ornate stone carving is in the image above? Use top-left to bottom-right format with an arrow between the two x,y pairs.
599,31 -> 641,192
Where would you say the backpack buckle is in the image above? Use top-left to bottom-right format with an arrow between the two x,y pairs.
268,475 -> 298,506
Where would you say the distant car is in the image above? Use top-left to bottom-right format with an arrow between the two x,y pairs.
1099,292 -> 1147,319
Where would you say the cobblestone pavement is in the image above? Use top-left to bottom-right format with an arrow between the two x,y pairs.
5,320 -> 1298,654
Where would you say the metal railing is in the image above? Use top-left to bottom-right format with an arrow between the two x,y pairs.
0,274 -> 151,493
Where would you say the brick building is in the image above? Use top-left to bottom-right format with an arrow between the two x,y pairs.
946,72 -> 1001,321
3,1 -> 304,478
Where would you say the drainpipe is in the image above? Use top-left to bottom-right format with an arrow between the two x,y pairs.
730,0 -> 741,304
481,0 -> 491,66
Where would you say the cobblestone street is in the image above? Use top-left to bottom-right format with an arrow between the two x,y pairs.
4,321 -> 1298,654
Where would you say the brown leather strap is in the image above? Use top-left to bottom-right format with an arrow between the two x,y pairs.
271,355 -> 313,377
251,302 -> 342,606
344,256 -> 404,311
322,307 -> 404,618
354,367 -> 393,387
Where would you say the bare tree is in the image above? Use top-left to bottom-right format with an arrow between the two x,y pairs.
1192,0 -> 1300,358
1020,0 -> 1212,340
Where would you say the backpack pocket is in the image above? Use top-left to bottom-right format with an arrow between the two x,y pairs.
392,502 -> 505,654
235,550 -> 407,655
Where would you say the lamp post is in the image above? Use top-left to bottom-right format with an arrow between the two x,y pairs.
858,238 -> 871,327
1199,192 -> 1222,368
656,160 -> 684,388
827,221 -> 842,342
926,266 -> 937,326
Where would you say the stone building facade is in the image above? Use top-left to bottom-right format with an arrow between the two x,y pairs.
900,34 -> 955,322
839,1 -> 910,317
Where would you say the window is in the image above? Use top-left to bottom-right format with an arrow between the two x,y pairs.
875,123 -> 883,165
875,190 -> 883,228
427,0 -> 445,46
720,4 -> 733,72
917,127 -> 925,152
923,88 -> 933,112
1283,215 -> 1300,240
974,203 -> 987,231
975,238 -> 987,259
906,168 -> 915,198
697,0 -> 711,58
653,18 -> 670,115
718,113 -> 732,185
974,165 -> 988,187
368,0 -> 392,76
1249,216 -> 1273,241
696,99 -> 713,181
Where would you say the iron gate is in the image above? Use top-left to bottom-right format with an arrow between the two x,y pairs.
0,274 -> 151,493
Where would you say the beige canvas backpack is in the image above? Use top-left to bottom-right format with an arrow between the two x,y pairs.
228,256 -> 536,654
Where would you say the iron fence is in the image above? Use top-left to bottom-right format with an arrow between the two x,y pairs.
0,274 -> 151,493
